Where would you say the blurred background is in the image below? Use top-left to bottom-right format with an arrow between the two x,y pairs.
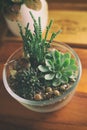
0,0 -> 87,47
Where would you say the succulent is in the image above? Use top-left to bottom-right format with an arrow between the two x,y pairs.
38,49 -> 77,86
9,66 -> 45,99
8,12 -> 78,101
18,12 -> 62,67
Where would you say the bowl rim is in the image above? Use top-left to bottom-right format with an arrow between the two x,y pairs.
3,42 -> 82,106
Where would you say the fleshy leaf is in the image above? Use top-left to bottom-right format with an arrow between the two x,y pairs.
56,72 -> 62,79
63,70 -> 72,77
45,59 -> 53,68
52,79 -> 61,86
61,76 -> 68,83
45,53 -> 52,59
45,73 -> 55,80
52,50 -> 60,61
63,58 -> 70,67
70,59 -> 75,65
64,53 -> 71,59
38,65 -> 49,72
70,65 -> 78,71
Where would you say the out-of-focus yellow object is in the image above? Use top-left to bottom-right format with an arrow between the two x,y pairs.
47,10 -> 87,45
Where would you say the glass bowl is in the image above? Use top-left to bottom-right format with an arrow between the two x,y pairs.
3,42 -> 82,113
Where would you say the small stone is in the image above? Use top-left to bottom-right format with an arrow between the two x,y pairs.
10,69 -> 17,78
61,84 -> 68,90
45,92 -> 49,96
34,94 -> 42,100
45,92 -> 52,99
53,90 -> 60,96
46,87 -> 53,93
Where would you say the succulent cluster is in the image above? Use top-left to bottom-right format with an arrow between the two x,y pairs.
8,12 -> 78,101
18,12 -> 62,67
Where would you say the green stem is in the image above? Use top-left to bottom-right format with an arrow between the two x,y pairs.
44,20 -> 53,41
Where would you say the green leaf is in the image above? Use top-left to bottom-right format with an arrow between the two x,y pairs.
63,58 -> 70,67
44,20 -> 53,41
63,70 -> 72,77
45,52 -> 52,59
45,73 -> 55,80
45,59 -> 53,68
48,67 -> 54,72
49,30 -> 62,43
56,72 -> 62,79
38,65 -> 49,72
52,50 -> 60,61
52,79 -> 61,86
56,58 -> 61,66
70,59 -> 75,65
63,64 -> 77,72
61,76 -> 68,83
64,53 -> 71,59
70,65 -> 78,71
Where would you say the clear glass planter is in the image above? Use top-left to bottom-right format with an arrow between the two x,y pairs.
3,42 -> 82,113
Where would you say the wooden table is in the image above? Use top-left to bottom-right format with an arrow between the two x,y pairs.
0,1 -> 87,130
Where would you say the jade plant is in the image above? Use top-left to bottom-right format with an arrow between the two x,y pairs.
8,12 -> 78,101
